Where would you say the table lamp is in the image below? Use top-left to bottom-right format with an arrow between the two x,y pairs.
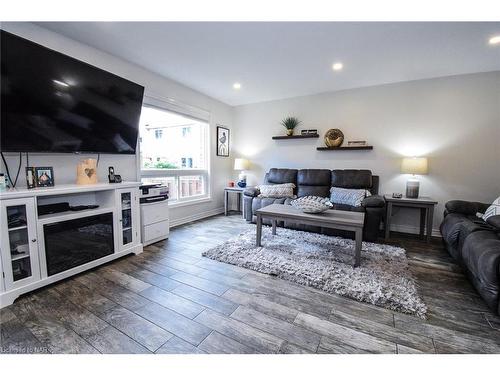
234,158 -> 250,188
401,157 -> 428,198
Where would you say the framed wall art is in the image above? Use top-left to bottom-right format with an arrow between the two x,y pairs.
217,125 -> 230,157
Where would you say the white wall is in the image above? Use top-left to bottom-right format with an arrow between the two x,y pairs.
1,22 -> 235,225
233,71 -> 500,234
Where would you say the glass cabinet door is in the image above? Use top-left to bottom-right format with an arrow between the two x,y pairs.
118,190 -> 137,249
1,198 -> 40,290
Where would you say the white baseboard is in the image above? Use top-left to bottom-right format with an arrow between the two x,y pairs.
389,223 -> 442,238
169,207 -> 225,228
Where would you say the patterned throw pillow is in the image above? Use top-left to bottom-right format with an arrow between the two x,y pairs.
330,187 -> 370,207
258,183 -> 296,198
483,196 -> 500,221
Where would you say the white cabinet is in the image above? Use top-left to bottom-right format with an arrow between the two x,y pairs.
0,197 -> 41,290
116,188 -> 140,251
140,200 -> 169,245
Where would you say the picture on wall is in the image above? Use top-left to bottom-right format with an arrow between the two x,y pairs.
217,125 -> 230,157
35,167 -> 54,187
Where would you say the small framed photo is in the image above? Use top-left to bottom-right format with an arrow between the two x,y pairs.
25,167 -> 36,189
216,125 -> 230,157
35,167 -> 54,187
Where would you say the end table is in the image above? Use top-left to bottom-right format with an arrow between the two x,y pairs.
384,194 -> 438,242
224,186 -> 249,217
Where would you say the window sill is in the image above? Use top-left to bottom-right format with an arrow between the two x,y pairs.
168,196 -> 212,209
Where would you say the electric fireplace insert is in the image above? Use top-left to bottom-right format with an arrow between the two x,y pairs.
43,213 -> 114,276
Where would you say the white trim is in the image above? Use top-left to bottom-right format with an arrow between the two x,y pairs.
143,93 -> 210,122
389,223 -> 442,238
168,196 -> 212,209
169,207 -> 224,228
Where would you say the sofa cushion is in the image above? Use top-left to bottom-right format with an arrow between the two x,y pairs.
265,168 -> 298,185
440,213 -> 471,255
258,183 -> 296,198
483,196 -> 500,221
296,169 -> 331,198
330,187 -> 370,207
461,230 -> 500,311
331,169 -> 373,190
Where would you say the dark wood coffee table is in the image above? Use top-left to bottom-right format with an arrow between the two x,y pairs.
255,204 -> 365,267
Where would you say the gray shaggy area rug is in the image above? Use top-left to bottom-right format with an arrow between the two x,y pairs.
202,227 -> 427,318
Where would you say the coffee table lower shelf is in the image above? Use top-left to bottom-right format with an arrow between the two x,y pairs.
255,204 -> 365,267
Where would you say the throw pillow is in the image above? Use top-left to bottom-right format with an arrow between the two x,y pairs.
330,187 -> 370,207
258,183 -> 296,198
483,196 -> 500,221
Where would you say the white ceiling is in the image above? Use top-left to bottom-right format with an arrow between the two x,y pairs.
36,22 -> 500,106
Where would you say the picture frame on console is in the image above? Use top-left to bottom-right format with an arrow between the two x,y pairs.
35,167 -> 54,187
25,167 -> 36,189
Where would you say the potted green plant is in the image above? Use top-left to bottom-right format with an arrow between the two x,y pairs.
281,116 -> 301,136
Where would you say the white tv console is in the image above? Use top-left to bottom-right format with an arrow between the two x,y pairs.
0,182 -> 143,308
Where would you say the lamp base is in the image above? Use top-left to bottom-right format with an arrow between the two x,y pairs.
237,171 -> 247,188
406,179 -> 420,198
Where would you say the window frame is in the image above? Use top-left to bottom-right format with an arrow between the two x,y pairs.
137,95 -> 211,206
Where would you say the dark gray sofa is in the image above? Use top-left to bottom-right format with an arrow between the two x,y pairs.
440,200 -> 500,315
243,168 -> 385,241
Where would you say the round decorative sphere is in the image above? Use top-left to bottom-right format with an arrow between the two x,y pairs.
291,196 -> 333,214
324,128 -> 344,147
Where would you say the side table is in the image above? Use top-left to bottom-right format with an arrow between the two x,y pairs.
384,194 -> 438,242
224,186 -> 249,217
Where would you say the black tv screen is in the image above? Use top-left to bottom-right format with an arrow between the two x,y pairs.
1,30 -> 144,154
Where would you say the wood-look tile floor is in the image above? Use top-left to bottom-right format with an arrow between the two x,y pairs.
1,214 -> 499,354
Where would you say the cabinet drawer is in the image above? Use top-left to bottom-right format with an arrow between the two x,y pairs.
141,201 -> 169,226
144,220 -> 170,241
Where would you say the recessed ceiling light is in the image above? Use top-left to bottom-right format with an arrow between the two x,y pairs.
332,62 -> 343,71
489,35 -> 500,45
233,82 -> 241,90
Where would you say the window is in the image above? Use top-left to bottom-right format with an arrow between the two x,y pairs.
154,129 -> 163,139
139,104 -> 209,203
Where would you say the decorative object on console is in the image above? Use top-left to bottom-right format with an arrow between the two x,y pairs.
257,183 -> 296,198
0,173 -> 6,190
401,157 -> 428,198
76,159 -> 98,185
216,125 -> 230,157
291,196 -> 333,213
324,128 -> 344,147
280,116 -> 301,136
392,192 -> 403,198
234,158 -> 250,188
330,186 -> 371,207
25,167 -> 36,189
35,167 -> 54,187
228,181 -> 235,187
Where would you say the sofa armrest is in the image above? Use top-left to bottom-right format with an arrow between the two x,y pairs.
486,215 -> 500,231
445,200 -> 490,216
362,195 -> 385,208
244,187 -> 260,197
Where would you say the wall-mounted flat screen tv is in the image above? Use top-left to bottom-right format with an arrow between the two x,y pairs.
1,30 -> 145,154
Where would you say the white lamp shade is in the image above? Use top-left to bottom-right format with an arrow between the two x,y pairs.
234,158 -> 250,171
401,157 -> 428,175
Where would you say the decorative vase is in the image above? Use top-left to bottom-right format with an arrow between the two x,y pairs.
324,128 -> 344,147
76,158 -> 98,185
286,129 -> 294,136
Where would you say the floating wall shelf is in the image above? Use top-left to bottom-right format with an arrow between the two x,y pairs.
272,134 -> 319,140
316,146 -> 374,151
